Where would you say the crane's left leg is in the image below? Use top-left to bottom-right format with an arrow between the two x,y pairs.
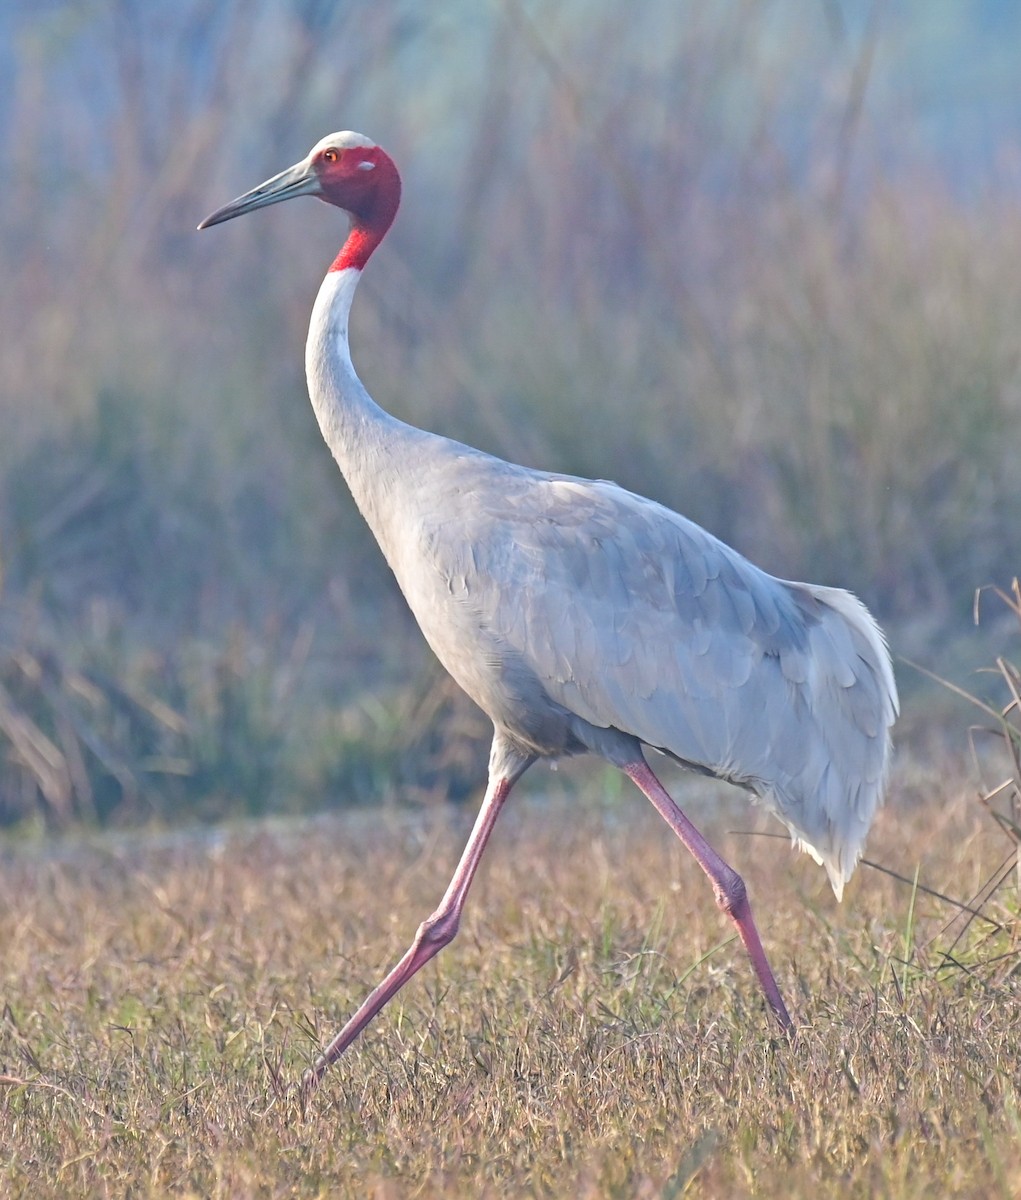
300,736 -> 535,1101
622,757 -> 794,1033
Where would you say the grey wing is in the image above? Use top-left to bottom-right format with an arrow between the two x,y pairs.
474,475 -> 898,898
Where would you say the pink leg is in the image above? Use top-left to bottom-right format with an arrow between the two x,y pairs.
301,755 -> 527,1099
623,758 -> 794,1033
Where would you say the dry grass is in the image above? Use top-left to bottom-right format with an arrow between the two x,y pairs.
2,763 -> 1019,1198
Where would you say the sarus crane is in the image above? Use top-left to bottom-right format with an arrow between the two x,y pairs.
198,131 -> 898,1095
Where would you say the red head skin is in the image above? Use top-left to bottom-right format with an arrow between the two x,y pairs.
311,144 -> 402,273
198,133 -> 401,270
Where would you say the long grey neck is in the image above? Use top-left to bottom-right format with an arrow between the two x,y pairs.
304,266 -> 422,557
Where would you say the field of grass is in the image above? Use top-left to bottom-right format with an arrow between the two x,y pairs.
2,2 -> 1020,828
2,759 -> 1019,1198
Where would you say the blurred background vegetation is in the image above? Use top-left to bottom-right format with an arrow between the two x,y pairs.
0,0 -> 1019,828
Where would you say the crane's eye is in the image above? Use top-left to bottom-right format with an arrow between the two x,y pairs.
323,148 -> 340,163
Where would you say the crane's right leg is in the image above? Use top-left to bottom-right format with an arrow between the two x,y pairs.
300,737 -> 534,1101
622,756 -> 794,1033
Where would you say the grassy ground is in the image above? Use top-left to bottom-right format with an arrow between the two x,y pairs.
1,762 -> 1019,1198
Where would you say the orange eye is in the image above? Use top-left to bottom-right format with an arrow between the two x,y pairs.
323,148 -> 339,163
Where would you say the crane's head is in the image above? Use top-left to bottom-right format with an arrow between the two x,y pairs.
198,131 -> 401,270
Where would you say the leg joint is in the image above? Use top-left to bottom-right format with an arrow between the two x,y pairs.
417,909 -> 459,950
714,866 -> 748,919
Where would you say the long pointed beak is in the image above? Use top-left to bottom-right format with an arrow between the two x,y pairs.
197,159 -> 321,230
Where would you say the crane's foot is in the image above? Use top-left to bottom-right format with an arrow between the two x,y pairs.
298,1060 -> 326,1114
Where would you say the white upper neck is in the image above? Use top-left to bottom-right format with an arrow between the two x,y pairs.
306,266 -> 361,381
303,265 -> 421,561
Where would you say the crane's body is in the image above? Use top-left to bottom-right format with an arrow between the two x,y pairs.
199,131 -> 898,1096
